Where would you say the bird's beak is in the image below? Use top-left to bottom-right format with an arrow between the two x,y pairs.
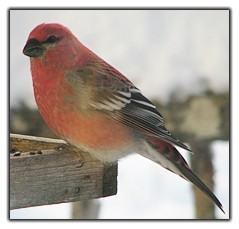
23,38 -> 43,57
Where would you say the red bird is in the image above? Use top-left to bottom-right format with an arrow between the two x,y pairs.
23,23 -> 224,213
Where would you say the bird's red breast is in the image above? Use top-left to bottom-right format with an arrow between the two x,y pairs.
31,58 -> 134,152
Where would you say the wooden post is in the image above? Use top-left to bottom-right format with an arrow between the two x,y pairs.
71,200 -> 100,219
10,134 -> 117,210
190,141 -> 215,219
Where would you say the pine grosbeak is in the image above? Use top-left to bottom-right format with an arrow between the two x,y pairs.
23,23 -> 224,213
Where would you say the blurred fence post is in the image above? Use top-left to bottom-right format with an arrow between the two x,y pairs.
71,200 -> 100,219
190,141 -> 215,218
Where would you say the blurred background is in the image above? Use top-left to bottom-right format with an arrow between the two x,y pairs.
9,9 -> 229,219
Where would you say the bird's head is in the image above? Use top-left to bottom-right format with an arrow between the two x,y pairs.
23,23 -> 71,58
23,23 -> 88,70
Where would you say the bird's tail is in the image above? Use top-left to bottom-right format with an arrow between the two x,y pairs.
141,137 -> 224,214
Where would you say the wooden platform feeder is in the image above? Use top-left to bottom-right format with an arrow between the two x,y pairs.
10,134 -> 117,210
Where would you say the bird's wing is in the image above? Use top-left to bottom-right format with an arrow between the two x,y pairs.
65,65 -> 191,151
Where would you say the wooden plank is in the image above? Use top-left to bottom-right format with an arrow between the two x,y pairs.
10,133 -> 67,152
10,134 -> 117,210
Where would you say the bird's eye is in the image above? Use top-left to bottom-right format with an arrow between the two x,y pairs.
45,35 -> 60,44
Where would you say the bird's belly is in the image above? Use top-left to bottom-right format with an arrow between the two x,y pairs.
42,109 -> 136,162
